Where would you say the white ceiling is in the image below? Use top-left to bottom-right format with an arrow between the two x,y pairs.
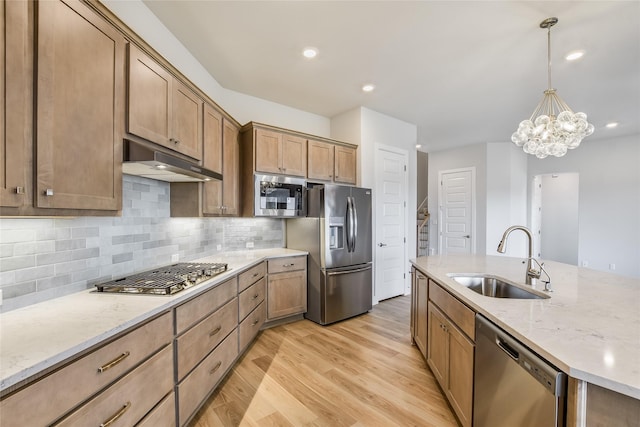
142,1 -> 640,152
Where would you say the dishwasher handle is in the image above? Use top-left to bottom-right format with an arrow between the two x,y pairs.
496,336 -> 519,361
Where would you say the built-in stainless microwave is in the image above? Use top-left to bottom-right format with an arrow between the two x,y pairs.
254,174 -> 306,217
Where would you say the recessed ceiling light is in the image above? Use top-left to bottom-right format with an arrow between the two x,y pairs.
605,122 -> 619,128
362,84 -> 375,92
565,50 -> 585,61
302,47 -> 318,59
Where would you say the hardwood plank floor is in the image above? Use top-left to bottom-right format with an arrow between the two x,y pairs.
189,295 -> 459,427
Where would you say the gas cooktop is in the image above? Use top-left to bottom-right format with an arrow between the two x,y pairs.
94,262 -> 228,295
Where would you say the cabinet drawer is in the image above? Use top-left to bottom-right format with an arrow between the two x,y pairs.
268,256 -> 306,274
0,311 -> 172,426
137,390 -> 176,427
178,328 -> 238,426
238,261 -> 266,292
429,280 -> 475,340
175,277 -> 237,334
176,297 -> 238,380
239,302 -> 266,352
239,277 -> 266,320
56,345 -> 173,426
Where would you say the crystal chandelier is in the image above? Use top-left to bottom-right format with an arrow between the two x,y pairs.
511,17 -> 594,158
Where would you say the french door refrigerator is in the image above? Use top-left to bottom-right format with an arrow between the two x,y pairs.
287,184 -> 372,325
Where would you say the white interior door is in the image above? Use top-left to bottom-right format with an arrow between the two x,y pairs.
439,168 -> 475,254
374,146 -> 407,302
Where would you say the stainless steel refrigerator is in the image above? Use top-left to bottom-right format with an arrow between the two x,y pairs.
286,184 -> 372,325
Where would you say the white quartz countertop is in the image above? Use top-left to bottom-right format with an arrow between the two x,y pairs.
411,255 -> 640,400
0,248 -> 306,394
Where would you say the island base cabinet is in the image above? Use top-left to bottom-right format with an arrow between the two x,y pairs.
427,301 -> 474,427
178,328 -> 238,426
55,345 -> 174,426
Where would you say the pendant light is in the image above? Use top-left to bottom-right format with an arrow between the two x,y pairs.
511,17 -> 594,158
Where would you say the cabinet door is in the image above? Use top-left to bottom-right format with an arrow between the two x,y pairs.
36,0 -> 123,210
202,104 -> 223,215
281,133 -> 306,177
427,302 -> 448,387
334,145 -> 357,184
415,272 -> 428,358
254,128 -> 281,174
307,140 -> 334,182
267,270 -> 307,320
171,79 -> 203,160
447,323 -> 474,427
128,44 -> 172,147
0,0 -> 29,208
222,118 -> 240,215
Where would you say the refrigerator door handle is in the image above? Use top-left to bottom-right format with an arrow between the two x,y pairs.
326,264 -> 372,276
351,196 -> 358,252
346,196 -> 357,252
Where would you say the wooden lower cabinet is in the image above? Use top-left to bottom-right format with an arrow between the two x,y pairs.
178,329 -> 239,426
427,301 -> 474,427
0,312 -> 172,426
266,256 -> 307,321
56,345 -> 174,426
137,391 -> 176,427
413,269 -> 428,358
239,302 -> 266,352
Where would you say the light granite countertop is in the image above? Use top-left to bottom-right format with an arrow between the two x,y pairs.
0,248 -> 306,395
411,254 -> 640,400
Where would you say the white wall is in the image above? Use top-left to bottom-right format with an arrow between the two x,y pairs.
486,143 -> 528,257
527,134 -> 640,278
101,0 -> 331,137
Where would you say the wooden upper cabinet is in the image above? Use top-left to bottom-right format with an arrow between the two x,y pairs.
0,0 -> 30,208
202,104 -> 239,216
307,140 -> 357,185
334,145 -> 357,185
221,118 -> 240,215
281,134 -> 306,177
128,44 -> 203,160
307,140 -> 334,182
35,0 -> 124,210
254,128 -> 306,177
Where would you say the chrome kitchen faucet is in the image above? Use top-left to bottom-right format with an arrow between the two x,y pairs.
497,225 -> 552,291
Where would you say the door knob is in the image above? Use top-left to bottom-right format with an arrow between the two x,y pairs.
463,235 -> 470,238
378,243 -> 387,247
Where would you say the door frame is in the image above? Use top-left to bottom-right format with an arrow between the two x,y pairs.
373,143 -> 409,304
437,167 -> 476,255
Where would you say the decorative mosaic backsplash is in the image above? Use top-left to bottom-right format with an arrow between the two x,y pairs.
0,175 -> 284,312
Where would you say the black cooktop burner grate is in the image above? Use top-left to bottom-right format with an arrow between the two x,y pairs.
95,262 -> 228,295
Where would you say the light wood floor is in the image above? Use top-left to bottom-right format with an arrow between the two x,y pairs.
189,295 -> 459,427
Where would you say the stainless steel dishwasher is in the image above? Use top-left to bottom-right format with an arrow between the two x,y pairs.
474,314 -> 567,427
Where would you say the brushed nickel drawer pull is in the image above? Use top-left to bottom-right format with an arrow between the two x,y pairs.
252,272 -> 260,277
252,318 -> 260,326
100,402 -> 131,427
209,326 -> 222,337
98,351 -> 130,373
282,263 -> 295,267
252,293 -> 259,300
209,361 -> 222,375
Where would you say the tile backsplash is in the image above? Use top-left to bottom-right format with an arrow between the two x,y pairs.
0,175 -> 284,312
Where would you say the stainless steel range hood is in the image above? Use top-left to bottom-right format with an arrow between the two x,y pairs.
122,140 -> 222,183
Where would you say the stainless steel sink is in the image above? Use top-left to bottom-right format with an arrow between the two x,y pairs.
448,274 -> 550,299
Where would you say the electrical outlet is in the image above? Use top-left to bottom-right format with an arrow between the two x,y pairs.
609,263 -> 616,271
246,241 -> 254,249
216,244 -> 222,251
581,260 -> 589,267
171,254 -> 179,263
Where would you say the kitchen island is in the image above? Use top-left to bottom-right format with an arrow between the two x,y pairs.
411,254 -> 640,426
